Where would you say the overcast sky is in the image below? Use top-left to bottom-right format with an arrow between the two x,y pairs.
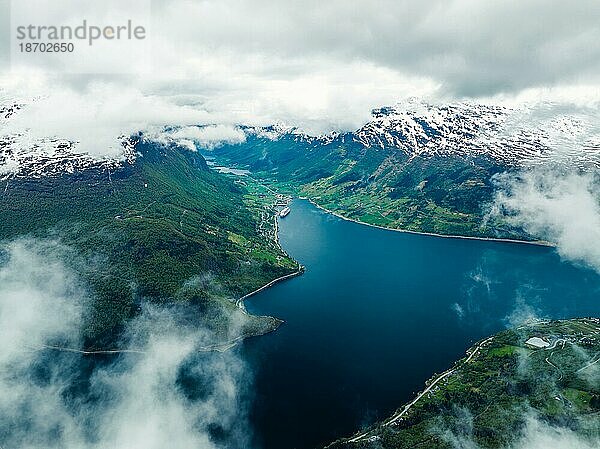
1,0 -> 600,147
148,0 -> 600,96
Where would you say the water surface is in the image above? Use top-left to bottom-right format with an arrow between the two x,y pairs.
243,199 -> 600,449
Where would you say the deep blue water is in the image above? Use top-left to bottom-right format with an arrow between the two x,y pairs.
242,199 -> 600,449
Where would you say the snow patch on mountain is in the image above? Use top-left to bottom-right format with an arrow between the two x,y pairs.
0,97 -> 136,181
355,102 -> 600,166
247,101 -> 600,168
2,97 -> 599,180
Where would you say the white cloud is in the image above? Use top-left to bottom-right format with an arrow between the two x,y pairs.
168,125 -> 246,150
0,239 -> 252,449
0,240 -> 87,447
512,415 -> 600,449
493,169 -> 600,273
505,293 -> 542,328
1,79 -> 211,158
439,409 -> 600,449
146,0 -> 600,97
90,306 -> 250,449
0,239 -> 85,366
451,302 -> 465,319
0,58 -> 439,162
3,0 -> 599,161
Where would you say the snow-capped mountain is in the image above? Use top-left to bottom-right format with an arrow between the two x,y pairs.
2,99 -> 600,180
0,134 -> 137,180
355,102 -> 600,166
248,101 -> 600,168
0,99 -> 136,181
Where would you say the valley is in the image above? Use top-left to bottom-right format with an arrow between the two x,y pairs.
1,98 -> 599,449
211,101 -> 600,241
0,135 -> 298,347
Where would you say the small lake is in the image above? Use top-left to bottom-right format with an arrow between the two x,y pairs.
243,199 -> 600,449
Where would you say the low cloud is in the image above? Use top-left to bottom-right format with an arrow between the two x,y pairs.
438,409 -> 600,449
512,416 -> 600,449
0,239 -> 85,364
2,0 -> 600,166
90,306 -> 252,449
492,168 -> 600,273
0,239 -> 253,449
451,302 -> 465,319
1,80 -> 211,159
1,61 -> 436,159
504,296 -> 542,328
165,125 -> 246,151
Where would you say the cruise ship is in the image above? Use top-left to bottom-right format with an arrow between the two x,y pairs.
279,206 -> 290,218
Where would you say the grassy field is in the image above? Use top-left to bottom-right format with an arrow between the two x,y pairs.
211,135 -> 527,240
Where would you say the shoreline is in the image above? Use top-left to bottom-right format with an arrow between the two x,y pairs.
335,334 -> 496,446
233,192 -> 552,352
303,198 -> 554,248
236,195 -> 304,310
331,318 -> 600,447
236,266 -> 305,310
236,193 -> 553,314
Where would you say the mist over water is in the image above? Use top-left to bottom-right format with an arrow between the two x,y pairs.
243,199 -> 600,449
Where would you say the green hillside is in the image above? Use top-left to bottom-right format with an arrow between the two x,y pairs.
329,319 -> 600,449
0,139 -> 297,347
211,134 -> 526,240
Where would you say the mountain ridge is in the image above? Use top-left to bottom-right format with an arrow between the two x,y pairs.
242,100 -> 600,168
3,100 -> 599,181
0,135 -> 297,347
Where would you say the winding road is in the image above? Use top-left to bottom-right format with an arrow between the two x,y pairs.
346,336 -> 495,444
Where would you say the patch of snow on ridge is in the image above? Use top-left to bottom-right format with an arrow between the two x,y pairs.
0,97 -> 136,181
355,101 -> 600,166
243,100 -> 600,168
